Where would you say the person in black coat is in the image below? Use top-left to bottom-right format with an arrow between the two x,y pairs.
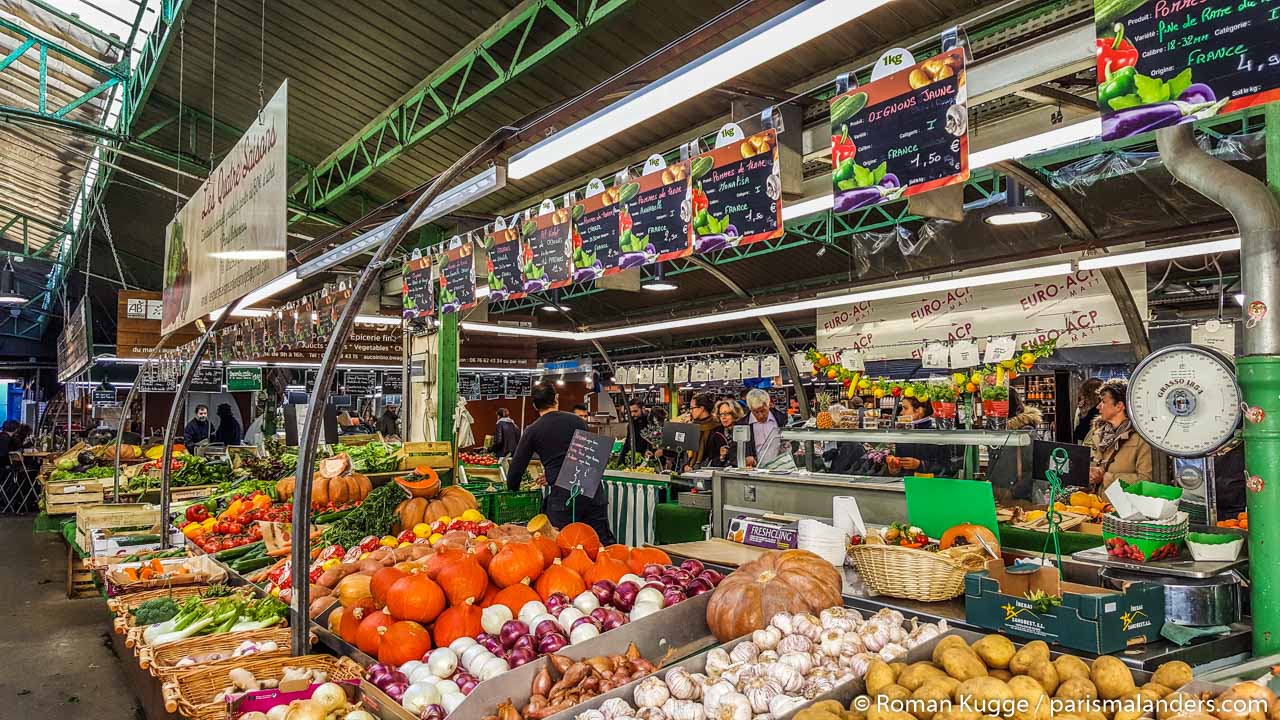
701,400 -> 744,468
888,397 -> 959,476
212,403 -> 242,446
183,405 -> 212,447
490,408 -> 521,457
1073,377 -> 1104,444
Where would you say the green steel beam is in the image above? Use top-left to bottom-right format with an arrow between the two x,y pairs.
0,18 -> 126,81
23,0 -> 130,51
289,0 -> 634,214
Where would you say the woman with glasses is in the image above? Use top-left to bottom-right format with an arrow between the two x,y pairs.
701,400 -> 744,468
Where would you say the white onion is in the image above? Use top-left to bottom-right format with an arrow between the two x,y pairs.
311,683 -> 349,714
460,644 -> 492,672
481,604 -> 513,635
409,665 -> 439,685
436,680 -> 460,696
398,660 -> 425,677
479,656 -> 510,681
441,691 -> 466,714
570,622 -> 600,644
519,600 -> 548,624
635,587 -> 664,608
557,607 -> 585,631
630,601 -> 662,621
573,591 -> 601,614
529,613 -> 559,632
401,683 -> 441,715
267,705 -> 289,720
426,647 -> 458,678
619,573 -> 645,586
344,712 -> 377,720
284,700 -> 326,720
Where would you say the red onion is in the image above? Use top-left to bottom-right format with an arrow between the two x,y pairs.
544,592 -> 572,615
588,607 -> 613,626
388,670 -> 409,687
421,704 -> 446,720
643,581 -> 666,594
571,616 -> 600,633
477,632 -> 504,655
499,620 -> 530,649
384,681 -> 409,702
590,579 -> 616,605
367,663 -> 396,687
662,586 -> 687,606
613,581 -> 640,612
680,559 -> 705,575
454,672 -> 479,695
537,632 -> 568,654
698,568 -> 725,585
508,647 -> 538,668
533,618 -> 562,640
668,568 -> 693,584
511,634 -> 536,654
686,578 -> 714,596
642,563 -> 665,579
600,608 -> 627,631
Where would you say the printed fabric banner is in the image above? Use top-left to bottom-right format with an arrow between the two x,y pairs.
402,255 -> 435,318
163,81 -> 288,334
815,265 -> 1147,361
690,128 -> 783,252
1095,0 -> 1280,140
483,226 -> 526,302
439,243 -> 477,314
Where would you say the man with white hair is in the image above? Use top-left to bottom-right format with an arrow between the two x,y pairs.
737,389 -> 789,467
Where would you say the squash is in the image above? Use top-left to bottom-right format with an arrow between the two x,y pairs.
437,556 -> 488,606
396,466 -> 440,499
557,522 -> 601,560
471,542 -> 494,570
335,573 -> 373,608
527,514 -> 557,539
705,549 -> 843,642
422,547 -> 468,580
276,477 -> 294,501
327,606 -> 345,636
627,547 -> 671,575
599,544 -> 630,563
586,553 -> 630,586
370,567 -> 407,609
491,583 -> 540,615
479,583 -> 501,608
534,562 -> 585,601
385,574 -> 446,624
356,610 -> 394,656
378,621 -> 433,667
489,541 -> 544,588
561,547 -> 593,578
400,497 -> 429,532
531,535 -> 560,569
433,603 -> 483,648
338,598 -> 375,645
938,523 -> 1000,553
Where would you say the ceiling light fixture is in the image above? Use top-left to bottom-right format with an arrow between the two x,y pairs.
642,264 -> 678,292
354,315 -> 403,326
209,307 -> 273,320
1077,237 -> 1242,270
0,257 -> 24,305
208,249 -> 288,260
508,0 -> 893,179
984,177 -> 1051,225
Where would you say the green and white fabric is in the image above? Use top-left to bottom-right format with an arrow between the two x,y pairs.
606,477 -> 667,547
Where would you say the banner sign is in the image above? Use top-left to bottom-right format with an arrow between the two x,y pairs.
520,206 -> 574,293
57,297 -> 91,382
619,159 -> 692,265
401,256 -> 435,319
571,180 -> 623,282
226,367 -> 263,392
438,243 -> 477,314
1095,1 -> 1280,140
816,265 -> 1146,360
163,81 -> 288,333
691,128 -> 783,252
829,48 -> 968,213
483,226 -> 526,302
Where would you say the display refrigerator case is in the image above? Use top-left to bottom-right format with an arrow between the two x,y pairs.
1013,369 -> 1072,441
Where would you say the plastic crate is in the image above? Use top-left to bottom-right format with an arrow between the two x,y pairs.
490,491 -> 542,524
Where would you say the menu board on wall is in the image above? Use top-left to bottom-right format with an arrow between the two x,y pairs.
439,244 -> 477,314
402,256 -> 435,318
483,227 -> 526,302
382,370 -> 403,396
343,369 -> 377,396
520,206 -> 574,293
1095,1 -> 1280,140
458,373 -> 481,401
190,364 -> 224,393
479,373 -> 505,399
690,128 -> 783,252
829,47 -> 969,213
505,373 -> 531,399
571,181 -> 623,283
619,160 -> 692,265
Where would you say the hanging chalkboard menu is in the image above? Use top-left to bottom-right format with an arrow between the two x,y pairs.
458,373 -> 481,401
520,208 -> 574,294
619,160 -> 692,265
571,181 -> 623,282
188,364 -> 224,392
402,256 -> 434,318
829,47 -> 969,214
439,244 -> 477,314
690,128 -> 783,252
557,429 -> 613,499
478,373 -> 505,399
304,369 -> 318,392
343,369 -> 377,396
139,366 -> 177,393
92,387 -> 120,407
381,370 -> 403,396
483,227 -> 526,302
505,373 -> 531,399
1094,1 -> 1280,140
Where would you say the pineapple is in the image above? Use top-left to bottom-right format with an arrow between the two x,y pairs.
815,392 -> 834,429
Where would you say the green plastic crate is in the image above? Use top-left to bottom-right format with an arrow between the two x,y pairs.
490,490 -> 543,525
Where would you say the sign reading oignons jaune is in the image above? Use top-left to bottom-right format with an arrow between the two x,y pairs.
162,81 -> 288,334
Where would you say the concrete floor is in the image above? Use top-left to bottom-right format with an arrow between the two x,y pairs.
0,516 -> 141,719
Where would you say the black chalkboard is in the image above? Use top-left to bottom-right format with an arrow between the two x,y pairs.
573,200 -> 621,282
92,387 -> 120,407
505,373 -> 531,399
190,364 -> 224,392
479,373 -> 505,399
620,164 -> 691,265
520,219 -> 573,294
458,373 -> 481,401
304,369 -> 317,392
439,248 -> 476,314
403,256 -> 434,318
692,130 -> 782,252
485,230 -> 525,302
343,369 -> 376,396
1095,1 -> 1280,140
558,429 -> 613,500
139,368 -> 176,393
381,370 -> 403,395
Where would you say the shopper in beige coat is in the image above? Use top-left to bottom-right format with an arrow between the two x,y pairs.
1086,381 -> 1153,488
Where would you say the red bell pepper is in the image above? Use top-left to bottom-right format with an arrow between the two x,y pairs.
691,186 -> 709,216
1096,22 -> 1138,83
185,505 -> 209,523
831,129 -> 857,170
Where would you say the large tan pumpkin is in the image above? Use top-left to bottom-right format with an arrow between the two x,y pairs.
275,452 -> 372,507
704,549 -> 843,642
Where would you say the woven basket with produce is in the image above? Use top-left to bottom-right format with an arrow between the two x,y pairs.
846,523 -> 993,602
142,626 -> 291,677
161,654 -> 363,720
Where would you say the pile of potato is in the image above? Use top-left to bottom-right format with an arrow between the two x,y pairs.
795,633 -> 1204,720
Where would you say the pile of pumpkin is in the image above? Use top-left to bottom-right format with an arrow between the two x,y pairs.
275,453 -> 374,507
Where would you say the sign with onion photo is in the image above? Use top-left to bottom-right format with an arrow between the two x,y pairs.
1094,0 -> 1280,140
519,202 -> 574,293
438,243 -> 477,314
689,127 -> 783,252
828,47 -> 969,214
617,157 -> 693,266
483,225 -> 526,302
570,179 -> 623,282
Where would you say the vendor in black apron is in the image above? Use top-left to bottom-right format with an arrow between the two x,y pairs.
506,383 -> 617,544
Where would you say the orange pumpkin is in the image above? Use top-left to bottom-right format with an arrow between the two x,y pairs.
396,467 -> 441,499
938,523 -> 1000,553
338,598 -> 375,644
627,547 -> 671,575
599,544 -> 631,564
479,583 -> 501,608
433,603 -> 483,648
335,573 -> 373,608
327,607 -> 345,636
561,547 -> 593,578
471,542 -> 495,570
356,610 -> 394,656
534,562 -> 586,601
385,574 -> 446,624
437,556 -> 488,606
489,541 -> 544,588
531,535 -> 560,569
586,554 -> 630,586
491,583 -> 541,615
423,547 -> 468,580
557,522 -> 601,560
370,567 -> 407,609
705,549 -> 843,642
378,621 -> 433,666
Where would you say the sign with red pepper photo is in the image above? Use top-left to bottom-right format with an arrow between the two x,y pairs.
438,243 -> 477,314
1095,1 -> 1280,140
689,127 -> 783,252
570,179 -> 623,283
482,225 -> 526,302
828,47 -> 969,214
401,255 -> 434,318
617,158 -> 692,266
519,203 -> 574,294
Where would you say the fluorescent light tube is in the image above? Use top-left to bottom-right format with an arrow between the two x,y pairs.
355,315 -> 402,326
782,194 -> 834,222
970,118 -> 1102,169
209,307 -> 274,319
460,321 -> 578,340
1077,238 -> 1241,269
508,0 -> 893,179
208,250 -> 288,260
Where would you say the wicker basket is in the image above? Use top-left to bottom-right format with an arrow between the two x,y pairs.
141,626 -> 292,676
108,584 -> 207,616
162,654 -> 364,719
846,543 -> 987,601
117,590 -> 255,642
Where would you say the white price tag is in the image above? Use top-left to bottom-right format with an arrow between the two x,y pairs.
840,351 -> 865,371
654,365 -> 668,385
739,357 -> 760,379
691,363 -> 710,382
709,361 -> 725,382
1192,320 -> 1235,355
949,339 -> 979,368
637,366 -> 654,385
760,355 -> 781,377
922,342 -> 950,369
672,363 -> 690,384
983,336 -> 1017,364
723,359 -> 741,381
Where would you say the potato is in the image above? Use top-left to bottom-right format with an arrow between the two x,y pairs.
901,663 -> 949,692
1056,678 -> 1099,703
940,647 -> 989,681
971,635 -> 1016,669
911,680 -> 956,720
867,660 -> 897,695
1009,641 -> 1050,674
1151,662 -> 1193,693
990,670 -> 1013,682
955,677 -> 1014,715
1159,693 -> 1206,720
933,711 -> 980,720
1024,659 -> 1060,695
1008,676 -> 1051,720
1091,656 -> 1136,700
892,663 -> 909,679
1054,655 -> 1092,682
1212,682 -> 1276,720
867,710 -> 916,720
878,684 -> 912,706
1081,711 -> 1108,720
1055,715 -> 1087,720
1143,683 -> 1174,700
933,635 -> 974,665
812,702 -> 847,716
1169,714 -> 1220,720
1114,690 -> 1155,720
846,705 -> 868,720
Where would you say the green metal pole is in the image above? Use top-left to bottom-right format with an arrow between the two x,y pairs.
438,313 -> 459,447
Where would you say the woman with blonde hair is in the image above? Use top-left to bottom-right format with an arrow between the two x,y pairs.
702,399 -> 744,467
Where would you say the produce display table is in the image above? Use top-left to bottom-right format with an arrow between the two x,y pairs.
603,471 -> 669,546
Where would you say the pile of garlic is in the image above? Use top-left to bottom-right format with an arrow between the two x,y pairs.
574,608 -> 947,720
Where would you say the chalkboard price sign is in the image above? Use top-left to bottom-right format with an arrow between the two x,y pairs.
829,47 -> 969,214
478,373 -> 505,399
190,364 -> 224,392
381,370 -> 403,396
92,387 -> 120,407
572,191 -> 623,283
483,228 -> 525,302
439,244 -> 477,314
558,429 -> 613,500
520,209 -> 574,294
343,369 -> 377,396
619,161 -> 692,265
505,373 -> 532,399
1095,0 -> 1280,140
458,373 -> 481,401
691,129 -> 783,253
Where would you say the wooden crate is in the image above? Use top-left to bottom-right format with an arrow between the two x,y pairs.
75,503 -> 159,553
66,543 -> 98,599
399,440 -> 452,470
45,479 -> 105,515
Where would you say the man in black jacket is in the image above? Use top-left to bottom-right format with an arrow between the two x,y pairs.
737,389 -> 790,468
183,405 -> 212,447
490,408 -> 521,457
507,384 -> 615,543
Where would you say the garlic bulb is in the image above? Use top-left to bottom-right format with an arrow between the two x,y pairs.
802,676 -> 835,700
636,708 -> 669,720
665,667 -> 700,701
818,630 -> 844,658
729,642 -> 760,665
790,613 -> 822,640
775,634 -> 812,655
662,698 -> 706,720
741,678 -> 782,714
819,607 -> 862,632
602,699 -> 636,719
751,626 -> 782,651
768,612 -> 794,635
635,676 -> 671,708
842,652 -> 875,677
768,695 -> 807,718
778,651 -> 813,675
838,634 -> 864,659
704,648 -> 734,677
873,608 -> 904,626
859,623 -> 891,652
757,651 -> 779,664
703,681 -> 738,714
878,642 -> 907,662
711,693 -> 752,720
765,662 -> 804,693
580,711 -> 607,720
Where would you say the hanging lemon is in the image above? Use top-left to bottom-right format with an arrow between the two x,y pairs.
952,372 -> 967,386
970,372 -> 984,385
1020,353 -> 1036,367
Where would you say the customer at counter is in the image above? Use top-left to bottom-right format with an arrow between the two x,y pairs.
886,396 -> 959,476
1073,377 -> 1103,443
1006,388 -> 1042,431
1087,380 -> 1153,488
702,400 -> 744,468
740,389 -> 789,468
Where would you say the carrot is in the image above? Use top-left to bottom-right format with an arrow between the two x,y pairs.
267,545 -> 293,557
149,558 -> 165,574
124,567 -> 139,582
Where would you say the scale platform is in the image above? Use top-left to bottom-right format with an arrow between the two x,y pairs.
1072,546 -> 1248,579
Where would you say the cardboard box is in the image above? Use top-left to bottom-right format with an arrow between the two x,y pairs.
964,559 -> 1164,654
726,514 -> 798,550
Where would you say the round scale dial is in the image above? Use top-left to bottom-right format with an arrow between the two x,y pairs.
1128,344 -> 1241,457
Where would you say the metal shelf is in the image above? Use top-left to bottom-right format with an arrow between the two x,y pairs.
780,427 -> 1034,447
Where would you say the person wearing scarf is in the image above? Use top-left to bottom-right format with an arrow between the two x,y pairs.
1087,380 -> 1153,489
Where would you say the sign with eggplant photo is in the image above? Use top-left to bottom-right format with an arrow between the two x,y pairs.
519,203 -> 574,294
483,225 -> 526,302
1094,0 -> 1280,140
438,243 -> 477,315
570,179 -> 623,282
617,157 -> 693,266
689,127 -> 783,252
828,47 -> 969,214
402,255 -> 435,318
